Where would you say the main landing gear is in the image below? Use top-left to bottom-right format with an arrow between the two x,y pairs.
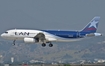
49,43 -> 53,47
42,43 -> 46,47
12,40 -> 53,47
41,43 -> 53,47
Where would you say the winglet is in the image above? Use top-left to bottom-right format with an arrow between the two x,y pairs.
81,16 -> 100,33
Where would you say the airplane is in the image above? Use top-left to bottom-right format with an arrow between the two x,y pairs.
1,16 -> 102,47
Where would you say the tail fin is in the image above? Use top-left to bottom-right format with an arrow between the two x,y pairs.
81,16 -> 100,33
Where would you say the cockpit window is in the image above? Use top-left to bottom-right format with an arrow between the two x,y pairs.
5,32 -> 8,33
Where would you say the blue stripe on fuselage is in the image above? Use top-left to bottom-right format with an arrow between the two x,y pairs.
41,30 -> 92,39
42,30 -> 80,38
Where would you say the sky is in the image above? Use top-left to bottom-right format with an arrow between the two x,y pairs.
0,0 -> 105,34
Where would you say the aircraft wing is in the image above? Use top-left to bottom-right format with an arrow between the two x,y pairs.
34,33 -> 46,43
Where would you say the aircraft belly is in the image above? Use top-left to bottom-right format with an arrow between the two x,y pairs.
55,38 -> 83,42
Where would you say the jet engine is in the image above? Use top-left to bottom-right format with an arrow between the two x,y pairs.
86,33 -> 102,37
24,38 -> 35,43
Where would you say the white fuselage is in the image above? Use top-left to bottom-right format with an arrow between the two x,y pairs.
1,29 -> 81,43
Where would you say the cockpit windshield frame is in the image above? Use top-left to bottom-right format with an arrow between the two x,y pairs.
5,32 -> 8,33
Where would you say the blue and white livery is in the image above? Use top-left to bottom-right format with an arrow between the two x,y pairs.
1,16 -> 102,47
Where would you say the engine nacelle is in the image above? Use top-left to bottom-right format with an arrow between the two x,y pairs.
86,33 -> 102,37
24,38 -> 35,43
94,33 -> 102,36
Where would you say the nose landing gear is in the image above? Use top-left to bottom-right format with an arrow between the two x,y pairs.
13,40 -> 16,45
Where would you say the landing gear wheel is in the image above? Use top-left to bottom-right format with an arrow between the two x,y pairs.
42,43 -> 46,47
12,44 -> 15,46
49,43 -> 53,47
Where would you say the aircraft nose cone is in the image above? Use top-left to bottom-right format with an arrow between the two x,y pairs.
1,34 -> 3,37
1,33 -> 5,38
